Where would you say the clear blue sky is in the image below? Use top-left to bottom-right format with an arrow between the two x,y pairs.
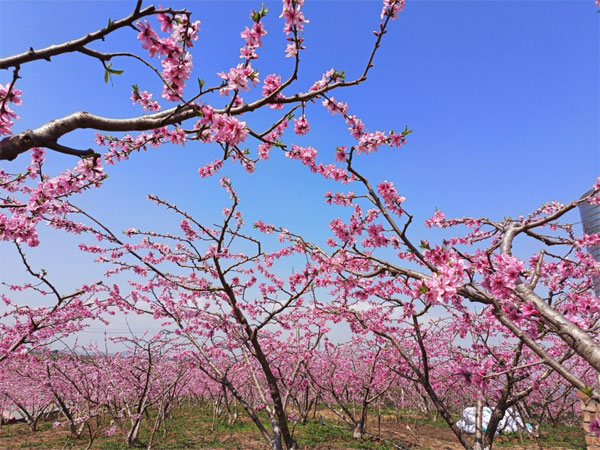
0,1 -> 598,336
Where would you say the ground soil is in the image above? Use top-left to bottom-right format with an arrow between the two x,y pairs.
0,407 -> 583,449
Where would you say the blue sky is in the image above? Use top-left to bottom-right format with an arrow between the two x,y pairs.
0,1 -> 598,338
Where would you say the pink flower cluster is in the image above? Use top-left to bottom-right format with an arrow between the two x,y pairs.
262,74 -> 285,109
130,88 -> 160,112
425,209 -> 446,228
380,0 -> 405,20
0,210 -> 39,247
198,159 -> 224,178
218,63 -> 259,96
0,83 -> 22,135
309,68 -> 343,92
280,0 -> 308,57
286,145 -> 352,183
456,366 -> 487,390
293,115 -> 310,135
481,254 -> 525,300
322,97 -> 408,154
416,247 -> 466,305
322,96 -> 349,116
257,118 -> 289,160
195,105 -> 248,147
590,417 -> 600,437
171,15 -> 201,47
99,127 -> 186,164
376,180 -> 405,217
136,15 -> 200,101
240,21 -> 268,60
325,191 -> 355,206
0,150 -> 105,248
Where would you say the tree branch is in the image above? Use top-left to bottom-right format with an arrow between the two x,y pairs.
0,5 -> 186,70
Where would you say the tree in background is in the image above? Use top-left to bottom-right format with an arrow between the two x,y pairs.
1,1 -> 599,449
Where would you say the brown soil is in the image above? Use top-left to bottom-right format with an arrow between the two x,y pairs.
0,408 -> 582,450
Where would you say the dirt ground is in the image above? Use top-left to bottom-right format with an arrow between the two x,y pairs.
307,410 -> 579,450
0,408 -> 583,449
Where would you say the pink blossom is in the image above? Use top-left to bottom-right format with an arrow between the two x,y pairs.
0,83 -> 22,135
335,146 -> 347,162
380,0 -> 405,20
240,21 -> 267,59
136,20 -> 158,50
131,88 -> 160,112
376,180 -> 405,216
157,9 -> 174,32
198,159 -> 224,178
590,418 -> 600,437
425,210 -> 446,228
293,115 -> 310,135
218,63 -> 259,96
262,73 -> 282,97
262,73 -> 285,108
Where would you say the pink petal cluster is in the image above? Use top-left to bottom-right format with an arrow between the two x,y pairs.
481,254 -> 525,300
309,68 -> 336,92
376,180 -> 405,216
100,127 -> 185,164
590,418 -> 600,437
197,159 -> 224,178
0,83 -> 22,135
257,118 -> 289,160
262,74 -> 285,109
293,115 -> 310,135
136,15 -> 200,101
380,0 -> 405,20
0,152 -> 105,248
131,89 -> 160,112
280,0 -> 308,57
195,106 -> 248,147
286,145 -> 352,183
240,21 -> 267,60
218,63 -> 259,96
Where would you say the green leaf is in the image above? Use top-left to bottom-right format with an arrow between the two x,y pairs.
419,240 -> 430,250
333,70 -> 346,80
104,69 -> 109,83
107,68 -> 124,75
401,125 -> 413,137
107,18 -> 114,28
419,283 -> 428,295
251,3 -> 269,22
198,78 -> 205,91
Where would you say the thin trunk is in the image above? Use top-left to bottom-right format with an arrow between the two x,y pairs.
474,397 -> 484,450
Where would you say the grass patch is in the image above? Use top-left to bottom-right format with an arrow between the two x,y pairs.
0,403 -> 586,449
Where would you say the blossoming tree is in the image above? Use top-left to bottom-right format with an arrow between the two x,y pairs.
0,1 -> 598,449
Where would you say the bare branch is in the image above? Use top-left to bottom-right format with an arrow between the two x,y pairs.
0,5 -> 186,70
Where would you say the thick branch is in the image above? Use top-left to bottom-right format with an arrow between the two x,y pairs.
514,283 -> 600,373
0,5 -> 185,70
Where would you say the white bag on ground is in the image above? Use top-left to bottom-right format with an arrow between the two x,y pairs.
456,407 -> 533,434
